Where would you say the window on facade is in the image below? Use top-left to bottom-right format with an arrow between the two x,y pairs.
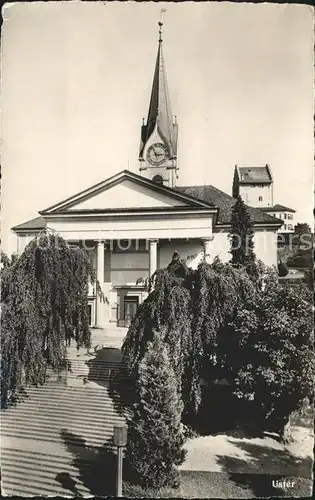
152,175 -> 163,186
258,196 -> 263,201
284,213 -> 287,219
287,213 -> 293,220
288,224 -> 293,230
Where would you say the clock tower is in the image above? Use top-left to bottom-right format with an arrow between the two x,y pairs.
139,21 -> 178,188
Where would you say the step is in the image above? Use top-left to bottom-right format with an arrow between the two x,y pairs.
1,429 -> 113,448
67,357 -> 123,363
21,385 -> 116,395
1,419 -> 125,438
1,445 -> 117,462
2,477 -> 88,497
1,463 -> 92,493
1,407 -> 125,422
10,389 -> 119,402
2,463 -> 86,485
1,417 -> 121,434
1,448 -> 84,465
1,407 -> 124,422
2,395 -> 123,411
1,451 -> 116,472
23,384 -> 128,395
1,402 -> 124,417
1,419 -> 119,435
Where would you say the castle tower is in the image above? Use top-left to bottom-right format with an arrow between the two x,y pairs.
139,21 -> 178,187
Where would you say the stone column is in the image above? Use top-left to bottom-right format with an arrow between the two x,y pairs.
149,239 -> 158,277
202,236 -> 214,264
96,240 -> 105,328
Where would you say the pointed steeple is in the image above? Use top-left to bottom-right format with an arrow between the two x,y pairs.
139,21 -> 178,160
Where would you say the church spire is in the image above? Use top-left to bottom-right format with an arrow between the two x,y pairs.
139,20 -> 178,161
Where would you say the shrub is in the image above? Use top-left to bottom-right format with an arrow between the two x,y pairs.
230,280 -> 314,442
278,259 -> 289,277
125,333 -> 186,489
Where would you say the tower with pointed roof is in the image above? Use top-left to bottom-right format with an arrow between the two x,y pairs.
139,21 -> 178,188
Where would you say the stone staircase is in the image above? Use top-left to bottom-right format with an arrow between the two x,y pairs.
1,329 -> 128,496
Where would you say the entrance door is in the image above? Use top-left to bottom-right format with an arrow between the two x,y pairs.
124,296 -> 139,327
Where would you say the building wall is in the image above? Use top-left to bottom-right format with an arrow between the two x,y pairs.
265,210 -> 294,233
239,184 -> 273,207
74,179 -> 184,210
16,234 -> 36,254
158,239 -> 204,269
212,228 -> 278,267
254,230 -> 278,267
211,231 -> 231,262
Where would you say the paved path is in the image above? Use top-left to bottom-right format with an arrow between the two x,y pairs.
180,427 -> 314,475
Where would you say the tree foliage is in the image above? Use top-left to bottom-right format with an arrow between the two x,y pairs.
227,278 -> 314,439
277,259 -> 289,277
122,252 -> 195,413
294,222 -> 312,236
125,333 -> 186,489
1,231 -> 101,406
228,195 -> 256,272
121,250 -> 314,444
287,247 -> 312,270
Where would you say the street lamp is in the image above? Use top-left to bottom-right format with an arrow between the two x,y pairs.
113,423 -> 128,497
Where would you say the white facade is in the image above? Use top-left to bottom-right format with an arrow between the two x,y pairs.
239,183 -> 273,208
264,209 -> 295,233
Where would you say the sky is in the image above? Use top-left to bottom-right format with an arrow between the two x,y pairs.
1,1 -> 314,254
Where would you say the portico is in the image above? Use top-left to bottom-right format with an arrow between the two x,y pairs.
66,234 -> 215,328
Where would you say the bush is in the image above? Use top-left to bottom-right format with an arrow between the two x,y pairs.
125,333 -> 186,489
278,260 -> 289,277
229,281 -> 314,441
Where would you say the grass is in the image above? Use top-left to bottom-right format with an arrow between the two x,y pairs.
123,471 -> 313,498
123,471 -> 254,498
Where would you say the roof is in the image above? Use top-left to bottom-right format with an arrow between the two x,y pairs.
12,216 -> 46,231
139,23 -> 178,159
12,174 -> 282,233
259,204 -> 296,213
237,165 -> 272,184
174,184 -> 281,225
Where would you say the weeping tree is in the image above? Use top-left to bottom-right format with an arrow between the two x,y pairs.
121,254 -> 258,424
1,230 -> 103,406
121,252 -> 196,416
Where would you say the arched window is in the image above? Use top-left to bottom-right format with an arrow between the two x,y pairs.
152,175 -> 163,186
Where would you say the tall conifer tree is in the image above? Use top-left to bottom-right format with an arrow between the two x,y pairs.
229,195 -> 256,270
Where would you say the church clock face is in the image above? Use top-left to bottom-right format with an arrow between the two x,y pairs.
146,143 -> 168,166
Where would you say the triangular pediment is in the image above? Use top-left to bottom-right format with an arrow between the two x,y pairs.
40,170 -> 212,215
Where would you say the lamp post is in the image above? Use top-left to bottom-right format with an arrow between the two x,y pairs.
113,423 -> 128,497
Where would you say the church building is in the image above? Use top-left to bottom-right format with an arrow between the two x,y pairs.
12,22 -> 282,328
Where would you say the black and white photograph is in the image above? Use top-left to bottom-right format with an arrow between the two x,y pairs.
0,2 -> 314,497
